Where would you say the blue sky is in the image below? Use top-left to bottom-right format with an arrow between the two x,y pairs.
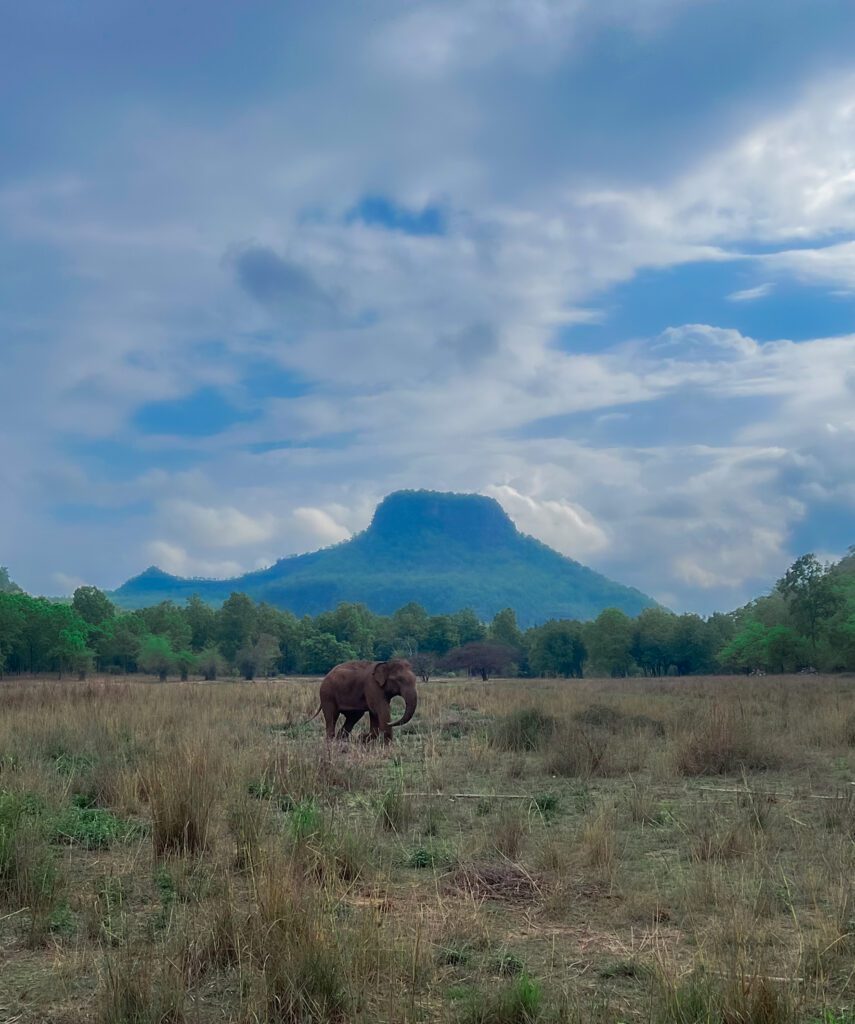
2,0 -> 855,612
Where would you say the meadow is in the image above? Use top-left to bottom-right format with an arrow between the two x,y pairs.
1,673 -> 855,1023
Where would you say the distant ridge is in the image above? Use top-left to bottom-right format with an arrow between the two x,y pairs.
111,489 -> 656,625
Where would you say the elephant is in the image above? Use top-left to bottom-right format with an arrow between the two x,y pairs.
310,659 -> 418,743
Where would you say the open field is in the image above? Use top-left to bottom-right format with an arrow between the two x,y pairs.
2,674 -> 855,1023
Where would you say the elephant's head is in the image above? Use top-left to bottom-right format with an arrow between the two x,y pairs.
373,659 -> 418,727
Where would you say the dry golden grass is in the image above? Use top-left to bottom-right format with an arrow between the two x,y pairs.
1,672 -> 854,1022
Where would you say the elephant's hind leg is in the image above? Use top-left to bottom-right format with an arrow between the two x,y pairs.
338,710 -> 364,740
322,702 -> 338,741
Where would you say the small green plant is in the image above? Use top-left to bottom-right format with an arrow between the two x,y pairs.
407,841 -> 452,869
456,973 -> 543,1023
52,805 -> 139,850
491,951 -> 525,976
437,942 -> 473,967
288,799 -> 323,842
54,751 -> 95,776
532,793 -> 559,822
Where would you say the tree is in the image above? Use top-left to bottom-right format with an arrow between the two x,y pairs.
198,645 -> 227,681
174,648 -> 198,682
236,633 -> 281,681
0,567 -> 23,594
217,593 -> 256,663
135,601 -> 192,652
410,651 -> 436,683
718,621 -> 770,674
527,620 -> 587,678
631,608 -> 676,676
94,614 -> 145,673
452,608 -> 487,646
315,603 -> 376,659
777,554 -> 841,650
671,614 -> 716,675
185,595 -> 217,651
390,603 -> 429,655
0,593 -> 25,676
585,608 -> 634,677
490,608 -> 523,649
72,586 -> 115,626
298,633 -> 358,675
138,634 -> 176,682
441,641 -> 519,681
423,615 -> 459,655
53,622 -> 95,679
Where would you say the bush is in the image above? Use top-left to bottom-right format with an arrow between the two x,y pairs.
491,710 -> 555,752
544,722 -> 614,778
675,705 -> 783,776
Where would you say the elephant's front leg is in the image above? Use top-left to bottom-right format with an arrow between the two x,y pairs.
376,704 -> 394,744
362,711 -> 381,744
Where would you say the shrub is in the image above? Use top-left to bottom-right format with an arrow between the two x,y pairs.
544,722 -> 613,778
491,709 -> 555,752
675,704 -> 783,776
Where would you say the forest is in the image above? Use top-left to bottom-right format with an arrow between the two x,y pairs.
1,548 -> 854,680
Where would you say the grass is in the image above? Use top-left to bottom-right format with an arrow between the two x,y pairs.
1,672 -> 855,1021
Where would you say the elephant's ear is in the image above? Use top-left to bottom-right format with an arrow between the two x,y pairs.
373,662 -> 390,687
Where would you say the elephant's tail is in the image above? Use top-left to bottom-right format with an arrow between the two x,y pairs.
305,705 -> 322,724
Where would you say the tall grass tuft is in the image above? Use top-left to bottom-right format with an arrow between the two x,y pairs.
99,946 -> 187,1024
246,862 -> 352,1023
675,704 -> 783,776
654,968 -> 795,1024
490,709 -> 555,752
0,789 -> 62,942
142,741 -> 219,857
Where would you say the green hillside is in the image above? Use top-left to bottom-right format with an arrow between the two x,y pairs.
111,490 -> 656,626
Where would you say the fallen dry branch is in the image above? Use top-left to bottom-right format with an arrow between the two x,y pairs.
445,862 -> 545,901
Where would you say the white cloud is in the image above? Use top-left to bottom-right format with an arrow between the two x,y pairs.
485,484 -> 609,557
727,283 -> 773,302
52,572 -> 86,595
145,541 -> 245,579
3,9 -> 855,615
161,500 -> 279,548
291,507 -> 352,547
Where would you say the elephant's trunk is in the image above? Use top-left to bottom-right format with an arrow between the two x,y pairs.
390,688 -> 417,728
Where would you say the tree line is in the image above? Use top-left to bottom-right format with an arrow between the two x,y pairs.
1,548 -> 853,680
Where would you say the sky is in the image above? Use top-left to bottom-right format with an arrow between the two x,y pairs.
2,0 -> 855,614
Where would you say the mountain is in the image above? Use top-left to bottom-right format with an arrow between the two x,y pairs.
111,490 -> 656,625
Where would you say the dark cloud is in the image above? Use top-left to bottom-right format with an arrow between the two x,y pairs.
441,322 -> 499,368
231,245 -> 341,325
